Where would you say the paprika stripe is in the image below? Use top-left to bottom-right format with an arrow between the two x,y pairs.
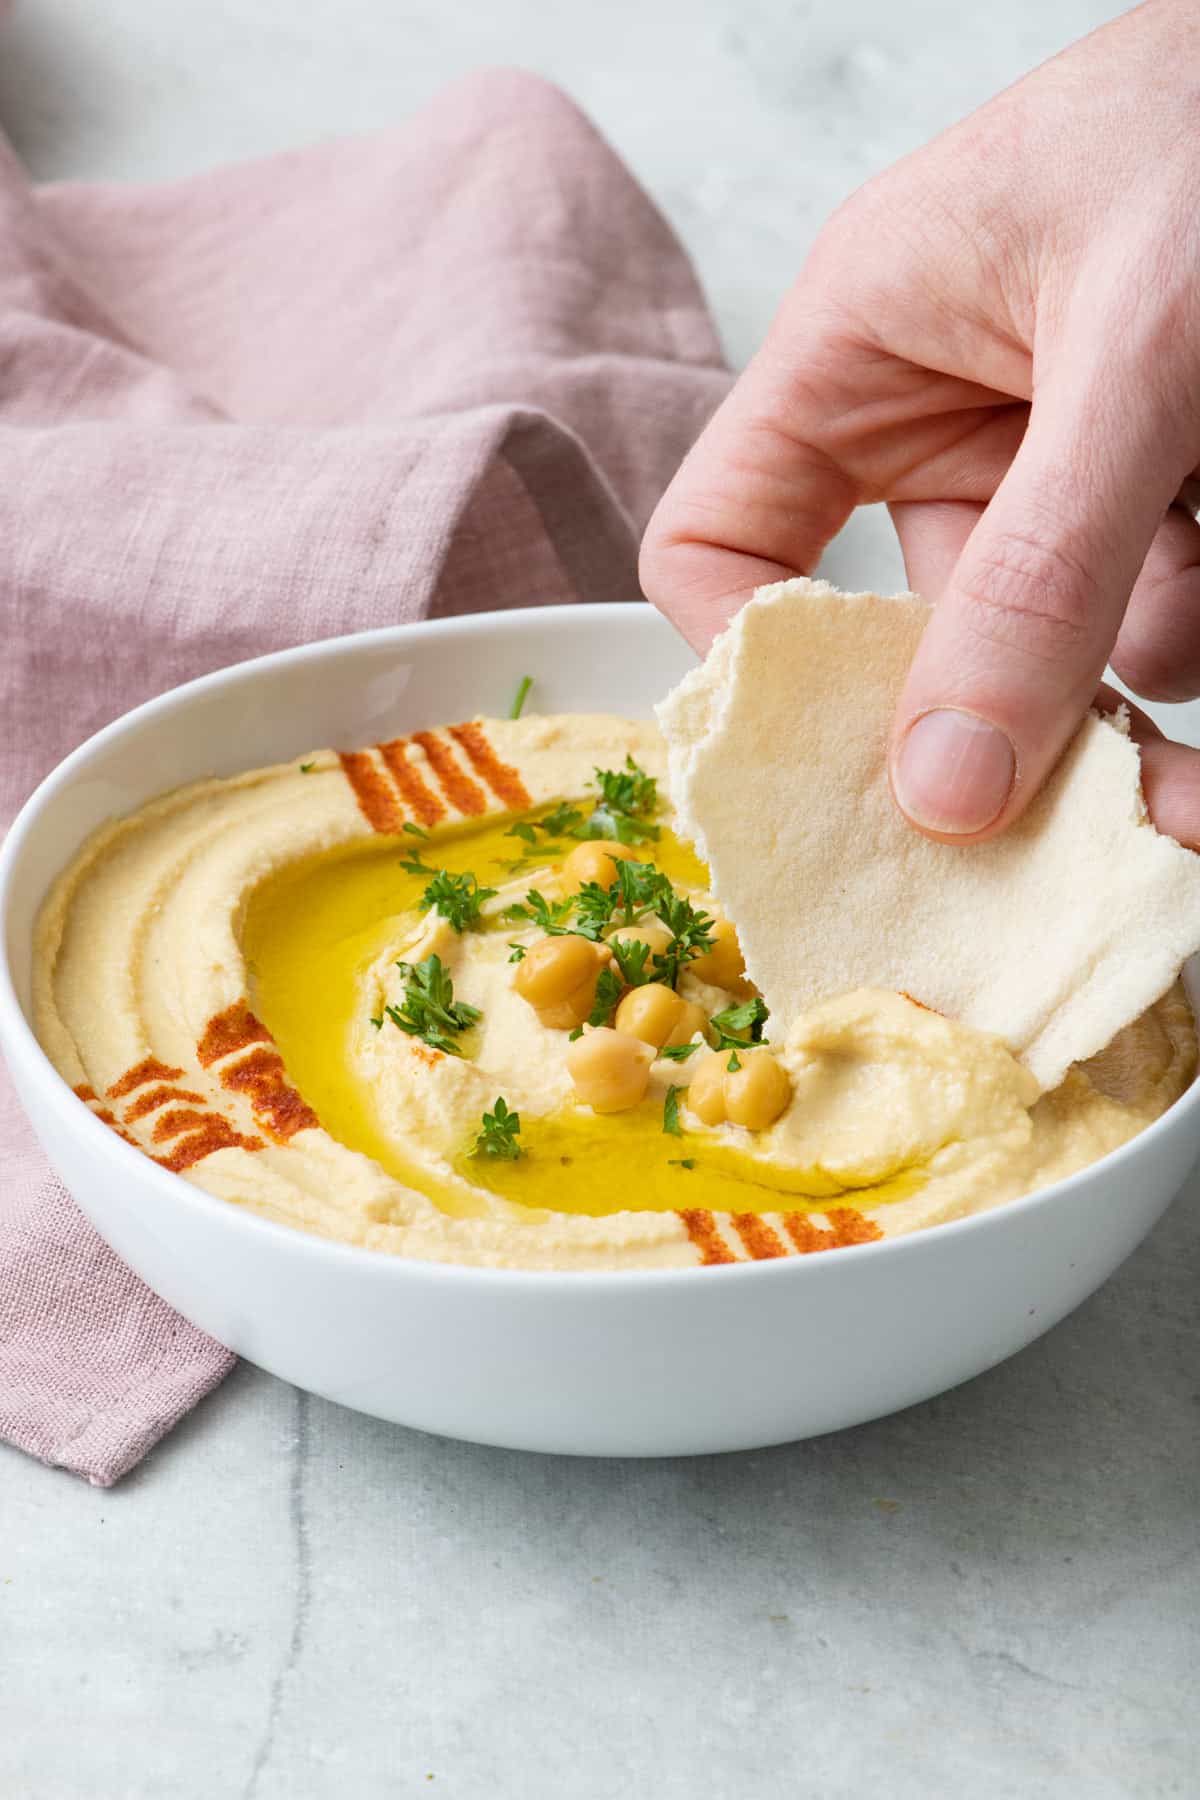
678,1208 -> 736,1265
825,1207 -> 884,1247
412,731 -> 487,815
107,1056 -> 185,1099
125,1084 -> 206,1122
197,1000 -> 273,1069
781,1212 -> 828,1254
338,748 -> 406,834
447,723 -> 532,810
781,1207 -> 882,1253
219,1046 -> 319,1140
730,1213 -> 788,1260
155,1117 -> 263,1172
377,737 -> 446,826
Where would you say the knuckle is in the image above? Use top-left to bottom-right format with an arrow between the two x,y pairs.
637,525 -> 692,612
955,530 -> 1104,665
1112,631 -> 1200,705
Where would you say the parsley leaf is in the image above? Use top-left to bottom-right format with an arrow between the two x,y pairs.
402,821 -> 430,839
609,936 -> 654,988
581,805 -> 660,847
726,1049 -> 742,1072
574,756 -> 661,845
507,943 -> 527,963
419,868 -> 498,934
710,996 -> 769,1051
587,966 -> 624,1029
659,1040 -> 700,1062
650,891 -> 716,991
596,756 -> 657,819
470,1095 -> 522,1160
509,675 -> 534,720
399,851 -> 432,877
299,761 -> 315,773
540,802 -> 585,837
504,804 -> 584,860
369,1014 -> 383,1030
611,858 -> 666,924
668,1157 -> 696,1170
572,879 -> 620,941
502,889 -> 576,934
662,1085 -> 682,1137
385,955 -> 481,1055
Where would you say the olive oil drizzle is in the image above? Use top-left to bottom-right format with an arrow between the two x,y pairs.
240,810 -> 922,1220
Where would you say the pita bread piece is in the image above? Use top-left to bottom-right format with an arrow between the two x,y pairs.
657,577 -> 1200,1091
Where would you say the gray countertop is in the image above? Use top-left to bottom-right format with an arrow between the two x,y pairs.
4,3 -> 1198,1795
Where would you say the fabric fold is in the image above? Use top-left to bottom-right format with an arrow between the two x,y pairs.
0,67 -> 729,1484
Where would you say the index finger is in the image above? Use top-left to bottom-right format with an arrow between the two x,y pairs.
638,342 -> 856,651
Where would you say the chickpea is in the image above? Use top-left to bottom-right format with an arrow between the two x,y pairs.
689,915 -> 747,991
567,1027 -> 655,1113
514,934 -> 599,1009
558,839 -> 641,897
665,999 -> 709,1049
514,934 -> 611,1029
684,1046 -> 791,1131
607,917 -> 673,958
614,982 -> 687,1050
686,1050 -> 729,1126
724,1048 -> 792,1131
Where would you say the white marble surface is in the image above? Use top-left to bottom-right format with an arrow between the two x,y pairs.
4,2 -> 1200,1795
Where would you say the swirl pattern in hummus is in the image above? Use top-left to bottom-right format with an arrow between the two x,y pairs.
33,715 -> 1197,1270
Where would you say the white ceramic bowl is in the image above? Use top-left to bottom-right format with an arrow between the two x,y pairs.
3,604 -> 1200,1456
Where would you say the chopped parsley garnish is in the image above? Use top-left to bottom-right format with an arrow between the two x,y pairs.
609,936 -> 654,988
709,995 -> 769,1051
612,858 -> 664,924
579,757 -> 661,846
504,862 -> 714,992
668,1157 -> 696,1170
582,803 -> 658,847
575,864 -> 713,989
540,802 -> 585,837
597,756 -> 657,820
509,675 -> 534,720
504,804 -> 584,861
502,888 -> 576,935
299,761 -> 316,773
399,850 -> 432,877
419,867 -> 498,934
662,1085 -> 682,1137
385,954 -> 480,1055
649,891 -> 716,991
470,1096 -> 522,1160
726,1049 -> 742,1072
586,966 -> 624,1029
369,1014 -> 383,1030
659,1040 -> 700,1062
572,880 -> 624,942
403,821 -> 430,839
498,759 -> 658,876
507,943 -> 527,963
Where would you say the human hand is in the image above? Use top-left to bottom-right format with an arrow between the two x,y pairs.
640,0 -> 1200,848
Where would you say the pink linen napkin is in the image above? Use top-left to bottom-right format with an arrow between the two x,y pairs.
0,68 -> 729,1485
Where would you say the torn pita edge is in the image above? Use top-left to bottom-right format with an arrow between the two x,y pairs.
657,577 -> 1200,1093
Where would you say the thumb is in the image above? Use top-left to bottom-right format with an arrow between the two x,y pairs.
890,368 -> 1191,841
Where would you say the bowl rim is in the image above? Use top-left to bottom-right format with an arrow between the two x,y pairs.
3,604 -> 1199,1293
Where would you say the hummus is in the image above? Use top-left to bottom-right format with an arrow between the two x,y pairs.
33,713 -> 1197,1271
